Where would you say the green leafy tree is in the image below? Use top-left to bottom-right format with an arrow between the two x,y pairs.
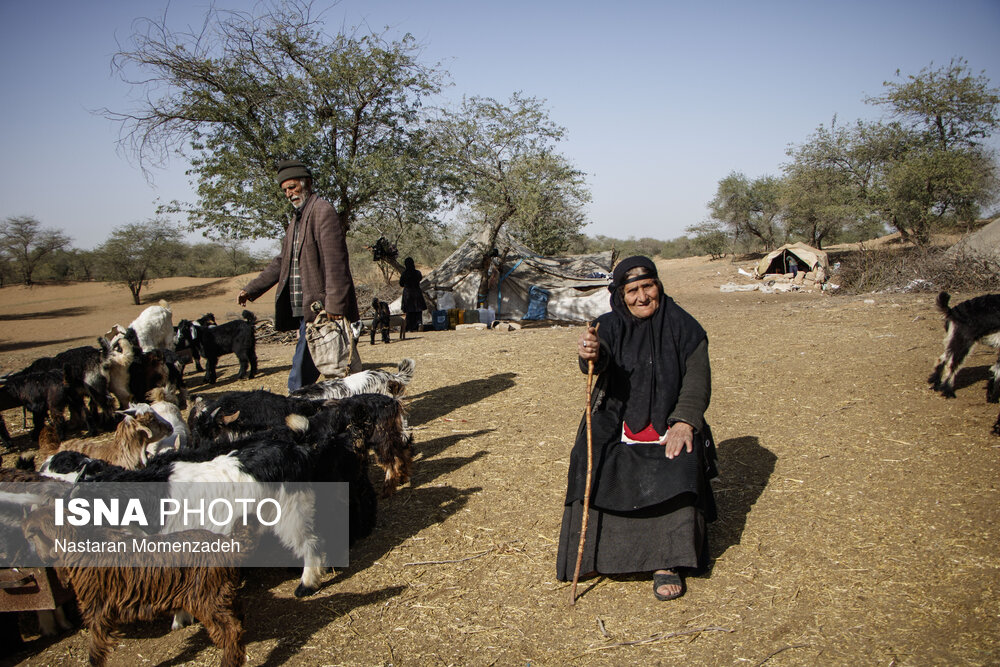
685,221 -> 730,259
0,215 -> 71,285
106,0 -> 444,246
781,154 -> 856,249
708,172 -> 783,250
432,93 -> 590,299
866,59 -> 1000,243
96,221 -> 184,304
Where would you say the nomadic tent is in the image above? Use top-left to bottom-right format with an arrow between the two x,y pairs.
944,216 -> 1000,261
392,227 -> 613,322
754,243 -> 830,280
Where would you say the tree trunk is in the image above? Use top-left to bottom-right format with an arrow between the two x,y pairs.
476,221 -> 506,310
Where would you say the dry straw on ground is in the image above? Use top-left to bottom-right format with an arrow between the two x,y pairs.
1,252 -> 998,666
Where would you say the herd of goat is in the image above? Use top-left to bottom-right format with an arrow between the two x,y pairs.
0,289 -> 997,665
0,301 -> 417,666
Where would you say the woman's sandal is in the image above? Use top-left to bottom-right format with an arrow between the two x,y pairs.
652,570 -> 685,601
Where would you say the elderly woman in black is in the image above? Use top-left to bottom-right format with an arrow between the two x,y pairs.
556,255 -> 716,600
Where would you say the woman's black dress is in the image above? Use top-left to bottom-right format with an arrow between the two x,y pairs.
555,295 -> 717,579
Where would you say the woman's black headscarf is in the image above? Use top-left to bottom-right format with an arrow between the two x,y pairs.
600,255 -> 705,435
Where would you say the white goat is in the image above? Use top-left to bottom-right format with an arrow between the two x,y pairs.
145,385 -> 189,457
108,301 -> 174,353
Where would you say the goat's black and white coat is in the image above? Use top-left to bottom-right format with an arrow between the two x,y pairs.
42,416 -> 375,598
290,358 -> 414,401
928,292 -> 1000,402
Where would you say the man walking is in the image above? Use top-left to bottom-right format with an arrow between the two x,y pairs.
239,160 -> 360,390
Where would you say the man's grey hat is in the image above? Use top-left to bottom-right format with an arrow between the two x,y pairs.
276,160 -> 312,185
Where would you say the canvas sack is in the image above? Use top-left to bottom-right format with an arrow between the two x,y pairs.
305,301 -> 362,378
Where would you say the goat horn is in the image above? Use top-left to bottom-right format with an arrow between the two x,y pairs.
221,411 -> 241,425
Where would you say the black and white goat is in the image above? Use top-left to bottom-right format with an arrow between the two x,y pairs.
290,358 -> 415,401
45,419 -> 374,598
175,311 -> 257,384
928,291 -> 1000,402
100,329 -> 186,409
174,312 -> 217,372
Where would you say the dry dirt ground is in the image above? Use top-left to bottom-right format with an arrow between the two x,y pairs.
1,255 -> 998,666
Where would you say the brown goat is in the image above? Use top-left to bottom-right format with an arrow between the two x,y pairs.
22,510 -> 249,667
50,405 -> 173,469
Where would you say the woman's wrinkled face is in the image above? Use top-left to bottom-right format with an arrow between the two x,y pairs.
623,277 -> 660,318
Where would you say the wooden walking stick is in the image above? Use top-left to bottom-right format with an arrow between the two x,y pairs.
570,324 -> 599,605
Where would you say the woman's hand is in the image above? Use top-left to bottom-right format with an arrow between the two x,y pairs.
578,326 -> 600,362
662,421 -> 694,459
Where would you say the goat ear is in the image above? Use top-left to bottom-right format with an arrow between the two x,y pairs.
136,423 -> 154,439
221,411 -> 241,425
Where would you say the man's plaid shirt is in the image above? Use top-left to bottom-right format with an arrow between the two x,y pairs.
288,209 -> 305,317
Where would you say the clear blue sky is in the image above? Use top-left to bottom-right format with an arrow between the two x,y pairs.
1,0 -> 998,250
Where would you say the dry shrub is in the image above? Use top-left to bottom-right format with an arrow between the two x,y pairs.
837,244 -> 1000,294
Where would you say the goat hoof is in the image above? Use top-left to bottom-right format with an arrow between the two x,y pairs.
293,583 -> 318,598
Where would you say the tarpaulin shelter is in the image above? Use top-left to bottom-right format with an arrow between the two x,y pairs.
754,243 -> 830,280
390,227 -> 613,322
944,217 -> 1000,261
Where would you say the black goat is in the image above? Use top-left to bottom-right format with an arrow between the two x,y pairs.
187,389 -> 413,496
370,298 -> 393,344
187,389 -> 319,448
2,345 -> 114,442
0,368 -> 84,443
312,395 -> 413,496
176,311 -> 257,384
928,292 -> 1000,402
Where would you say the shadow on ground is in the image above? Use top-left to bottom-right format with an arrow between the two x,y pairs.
146,278 -> 232,305
407,373 -> 517,426
0,306 -> 95,322
709,435 -> 776,561
0,338 -> 89,356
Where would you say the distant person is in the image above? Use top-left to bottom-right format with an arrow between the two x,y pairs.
788,255 -> 799,278
557,256 -> 717,601
238,160 -> 360,390
399,257 -> 427,332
